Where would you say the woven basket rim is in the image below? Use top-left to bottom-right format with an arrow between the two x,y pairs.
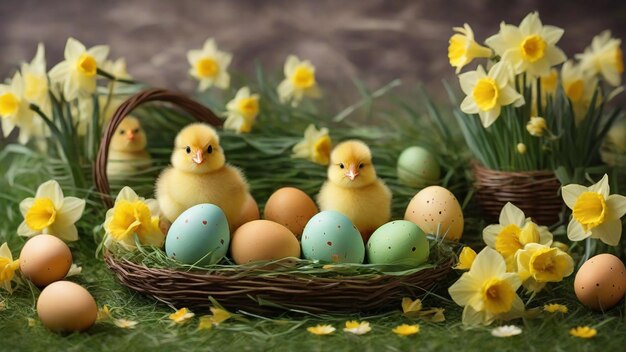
472,162 -> 557,178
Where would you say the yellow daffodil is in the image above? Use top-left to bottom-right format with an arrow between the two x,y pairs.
169,308 -> 194,324
277,55 -> 321,107
343,321 -> 371,335
209,307 -> 231,325
448,247 -> 524,326
292,124 -> 332,165
20,43 -> 51,117
562,174 -> 626,246
307,324 -> 335,336
455,247 -> 477,270
103,186 -> 164,250
49,37 -> 109,101
491,325 -> 522,337
540,68 -> 559,96
97,305 -> 112,321
485,12 -> 566,78
516,143 -> 527,155
576,30 -> 623,87
224,87 -> 260,134
187,38 -> 231,91
114,319 -> 138,329
401,297 -> 446,322
551,241 -> 570,252
197,315 -> 214,330
561,60 -> 598,123
516,243 -> 574,293
570,326 -> 597,338
483,202 -> 553,270
103,58 -> 132,80
18,180 -> 85,241
402,297 -> 423,314
544,303 -> 568,314
0,243 -> 20,293
459,62 -> 524,128
392,324 -> 420,336
0,72 -> 40,145
526,116 -> 547,137
448,24 -> 492,73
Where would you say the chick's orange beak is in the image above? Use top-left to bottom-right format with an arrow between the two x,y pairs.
192,150 -> 204,164
126,131 -> 135,141
345,164 -> 359,181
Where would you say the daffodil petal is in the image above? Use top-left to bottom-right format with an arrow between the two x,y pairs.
606,194 -> 626,220
117,187 -> 139,203
56,197 -> 85,226
448,274 -> 481,307
17,220 -> 38,238
592,219 -> 621,246
589,174 -> 610,198
49,223 -> 79,242
35,180 -> 64,208
482,224 -> 501,248
499,203 -> 526,227
562,184 -> 588,209
567,220 -> 589,242
64,38 -> 86,60
19,197 -> 35,216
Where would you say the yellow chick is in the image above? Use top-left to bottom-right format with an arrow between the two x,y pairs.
107,116 -> 151,177
317,140 -> 392,242
155,123 -> 249,228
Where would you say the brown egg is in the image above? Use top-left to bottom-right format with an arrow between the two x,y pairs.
37,281 -> 98,332
233,193 -> 260,230
404,186 -> 464,241
230,220 -> 301,264
20,234 -> 72,287
264,187 -> 318,238
574,254 -> 626,310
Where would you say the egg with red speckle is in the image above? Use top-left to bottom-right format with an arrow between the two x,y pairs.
574,254 -> 626,310
301,211 -> 364,264
165,204 -> 229,265
404,186 -> 464,241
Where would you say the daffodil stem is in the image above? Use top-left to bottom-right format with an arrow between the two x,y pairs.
96,68 -> 135,85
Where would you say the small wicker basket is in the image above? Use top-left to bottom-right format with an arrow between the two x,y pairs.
95,89 -> 455,314
472,163 -> 564,226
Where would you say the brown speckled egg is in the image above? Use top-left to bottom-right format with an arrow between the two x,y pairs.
20,234 -> 72,287
575,254 -> 626,310
230,220 -> 301,265
233,193 -> 260,230
264,187 -> 318,238
404,186 -> 464,241
37,281 -> 97,333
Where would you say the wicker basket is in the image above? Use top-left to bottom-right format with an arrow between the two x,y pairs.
472,163 -> 564,226
95,88 -> 455,314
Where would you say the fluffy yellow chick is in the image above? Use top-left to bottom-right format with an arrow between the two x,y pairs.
107,116 -> 151,177
317,140 -> 392,242
155,123 -> 248,228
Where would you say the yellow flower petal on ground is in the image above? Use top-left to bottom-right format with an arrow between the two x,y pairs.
544,303 -> 568,314
169,308 -> 194,324
277,55 -> 321,107
455,247 -> 477,270
187,38 -> 232,91
209,307 -> 232,325
526,116 -> 547,137
401,297 -> 423,314
576,30 -> 623,86
97,305 -> 111,321
292,124 -> 332,165
570,326 -> 597,338
307,324 -> 335,335
392,324 -> 420,336
197,315 -> 214,330
224,87 -> 260,134
114,319 -> 138,329
491,325 -> 522,337
343,321 -> 371,335
0,243 -> 20,293
448,23 -> 492,73
27,318 -> 37,327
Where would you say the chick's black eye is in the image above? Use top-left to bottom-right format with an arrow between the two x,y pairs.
185,146 -> 191,154
119,130 -> 125,135
339,163 -> 345,169
133,128 -> 140,133
207,145 -> 213,154
359,163 -> 364,169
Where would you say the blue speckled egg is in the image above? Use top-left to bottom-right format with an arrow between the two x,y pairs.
301,211 -> 364,264
165,204 -> 229,265
366,220 -> 429,266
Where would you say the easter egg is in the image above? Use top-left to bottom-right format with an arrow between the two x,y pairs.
301,211 -> 365,264
19,234 -> 72,287
233,193 -> 260,229
574,254 -> 626,310
37,281 -> 97,333
165,204 -> 230,265
397,146 -> 441,188
404,186 -> 464,241
264,187 -> 318,238
366,220 -> 429,266
230,220 -> 300,264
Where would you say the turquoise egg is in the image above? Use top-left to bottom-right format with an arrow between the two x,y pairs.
165,204 -> 230,265
397,146 -> 440,188
301,211 -> 365,264
366,220 -> 429,266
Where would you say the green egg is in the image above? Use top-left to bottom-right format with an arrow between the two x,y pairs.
397,146 -> 440,188
366,220 -> 429,266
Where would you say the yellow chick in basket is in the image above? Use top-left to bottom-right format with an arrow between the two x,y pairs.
317,140 -> 392,242
107,116 -> 151,177
155,123 -> 249,227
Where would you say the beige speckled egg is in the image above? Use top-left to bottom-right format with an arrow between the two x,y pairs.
404,186 -> 464,241
20,234 -> 72,287
264,187 -> 318,238
230,220 -> 301,264
37,281 -> 97,333
575,254 -> 626,310
233,193 -> 260,229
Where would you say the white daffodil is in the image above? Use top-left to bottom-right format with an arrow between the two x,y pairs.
103,186 -> 163,250
448,23 -> 492,73
459,62 -> 524,128
0,72 -> 38,144
576,30 -> 623,87
0,243 -> 20,293
49,37 -> 109,101
187,38 -> 231,91
224,87 -> 259,134
292,124 -> 332,165
277,55 -> 321,107
562,174 -> 626,246
18,180 -> 85,241
483,202 -> 553,270
486,12 -> 566,78
21,43 -> 51,116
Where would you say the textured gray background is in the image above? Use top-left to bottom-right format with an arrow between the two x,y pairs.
0,0 -> 625,104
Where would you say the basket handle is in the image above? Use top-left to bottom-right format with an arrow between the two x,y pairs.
94,88 -> 223,208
